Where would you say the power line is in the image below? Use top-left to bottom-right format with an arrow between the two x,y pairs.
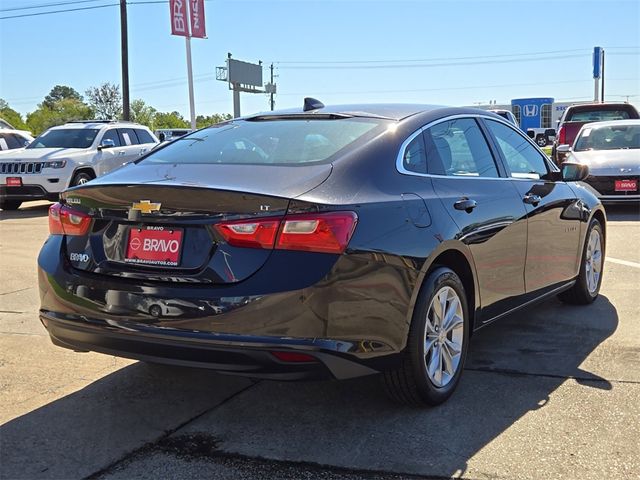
0,2 -> 117,20
0,0 -> 106,13
277,53 -> 589,70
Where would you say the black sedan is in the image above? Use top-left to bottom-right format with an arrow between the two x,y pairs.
38,101 -> 606,406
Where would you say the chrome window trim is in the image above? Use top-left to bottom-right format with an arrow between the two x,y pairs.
395,113 -> 558,180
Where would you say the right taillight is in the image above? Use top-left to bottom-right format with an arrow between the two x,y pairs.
214,211 -> 358,254
48,202 -> 92,236
276,212 -> 358,254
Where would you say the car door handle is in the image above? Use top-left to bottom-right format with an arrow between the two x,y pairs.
139,148 -> 147,155
118,150 -> 126,156
453,198 -> 477,213
523,194 -> 542,206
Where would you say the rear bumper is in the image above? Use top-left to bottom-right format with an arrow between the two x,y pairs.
40,311 -> 382,380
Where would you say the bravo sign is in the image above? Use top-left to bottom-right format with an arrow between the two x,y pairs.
170,0 -> 206,38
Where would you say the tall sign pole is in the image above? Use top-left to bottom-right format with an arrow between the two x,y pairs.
170,0 -> 207,129
593,46 -> 603,103
120,0 -> 130,121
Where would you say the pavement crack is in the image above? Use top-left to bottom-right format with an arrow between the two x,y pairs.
0,287 -> 32,296
0,310 -> 25,314
83,380 -> 260,480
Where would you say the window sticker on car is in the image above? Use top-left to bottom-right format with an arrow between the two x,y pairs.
122,133 -> 132,145
0,138 -> 8,150
582,128 -> 591,137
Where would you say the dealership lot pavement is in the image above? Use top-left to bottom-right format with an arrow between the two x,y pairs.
1,202 -> 639,480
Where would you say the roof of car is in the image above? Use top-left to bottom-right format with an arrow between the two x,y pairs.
53,121 -> 151,130
245,103 -> 448,121
580,119 -> 640,129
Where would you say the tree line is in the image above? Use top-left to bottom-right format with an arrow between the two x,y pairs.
0,83 -> 232,135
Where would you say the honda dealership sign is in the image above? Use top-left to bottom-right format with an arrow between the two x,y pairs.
170,0 -> 206,38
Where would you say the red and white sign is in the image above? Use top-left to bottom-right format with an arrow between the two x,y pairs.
125,227 -> 183,266
6,177 -> 22,187
169,0 -> 189,37
615,179 -> 638,192
189,0 -> 206,38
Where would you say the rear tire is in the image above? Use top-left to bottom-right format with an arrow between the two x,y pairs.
559,218 -> 604,305
536,135 -> 547,147
383,267 -> 469,407
0,200 -> 21,210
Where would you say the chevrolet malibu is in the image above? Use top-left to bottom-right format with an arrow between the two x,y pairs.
38,101 -> 606,406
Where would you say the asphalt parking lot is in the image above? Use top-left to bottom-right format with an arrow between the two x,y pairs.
1,201 -> 639,480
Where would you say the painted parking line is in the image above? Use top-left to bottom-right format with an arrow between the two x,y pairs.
606,257 -> 640,269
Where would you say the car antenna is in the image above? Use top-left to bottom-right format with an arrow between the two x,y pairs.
303,97 -> 324,112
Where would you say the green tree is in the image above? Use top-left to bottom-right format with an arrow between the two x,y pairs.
26,98 -> 94,135
196,113 -> 232,129
154,111 -> 190,129
85,82 -> 122,120
130,99 -> 157,129
43,85 -> 83,109
0,99 -> 28,130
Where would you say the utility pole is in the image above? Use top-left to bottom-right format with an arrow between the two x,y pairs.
600,49 -> 605,103
270,63 -> 275,111
120,0 -> 130,121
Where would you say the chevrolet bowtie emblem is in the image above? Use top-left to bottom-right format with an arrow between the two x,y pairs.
131,200 -> 161,214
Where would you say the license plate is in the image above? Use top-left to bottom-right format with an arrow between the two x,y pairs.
6,177 -> 22,187
125,227 -> 183,266
615,179 -> 637,192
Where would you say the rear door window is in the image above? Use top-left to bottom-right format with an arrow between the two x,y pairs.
118,128 -> 139,146
0,133 -> 22,150
424,118 -> 499,178
485,119 -> 550,179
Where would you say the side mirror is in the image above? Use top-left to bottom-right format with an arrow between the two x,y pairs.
562,162 -> 589,182
557,144 -> 571,154
98,138 -> 116,150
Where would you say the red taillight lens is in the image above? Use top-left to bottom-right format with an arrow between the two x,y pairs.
558,126 -> 566,145
214,217 -> 280,249
214,211 -> 358,254
48,202 -> 92,236
270,351 -> 317,363
276,211 -> 358,254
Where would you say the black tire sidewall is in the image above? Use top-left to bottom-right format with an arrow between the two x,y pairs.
409,267 -> 470,404
578,219 -> 605,301
72,172 -> 93,187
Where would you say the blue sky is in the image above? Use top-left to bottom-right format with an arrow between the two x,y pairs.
1,0 -> 639,118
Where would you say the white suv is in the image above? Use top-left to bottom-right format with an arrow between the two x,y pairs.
0,120 -> 158,210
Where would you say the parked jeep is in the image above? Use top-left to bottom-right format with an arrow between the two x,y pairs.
0,120 -> 158,210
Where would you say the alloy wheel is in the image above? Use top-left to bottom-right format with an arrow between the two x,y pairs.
424,286 -> 464,387
585,229 -> 603,295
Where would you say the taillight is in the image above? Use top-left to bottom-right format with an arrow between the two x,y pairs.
558,126 -> 566,145
276,212 -> 358,254
214,218 -> 280,249
48,202 -> 92,236
214,211 -> 358,254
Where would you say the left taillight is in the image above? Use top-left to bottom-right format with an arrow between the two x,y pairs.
48,202 -> 92,236
214,211 -> 358,254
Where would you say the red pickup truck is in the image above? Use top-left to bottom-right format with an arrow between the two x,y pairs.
552,103 -> 639,164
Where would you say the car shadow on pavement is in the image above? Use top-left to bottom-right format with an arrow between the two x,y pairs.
0,202 -> 51,220
0,296 -> 618,479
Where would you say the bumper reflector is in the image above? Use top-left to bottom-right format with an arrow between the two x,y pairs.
270,351 -> 318,363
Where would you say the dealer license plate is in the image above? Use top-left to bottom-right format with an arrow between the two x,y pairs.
615,179 -> 637,192
125,227 -> 183,266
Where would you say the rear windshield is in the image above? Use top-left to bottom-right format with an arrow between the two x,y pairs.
575,124 -> 640,151
568,109 -> 633,122
27,128 -> 99,149
143,118 -> 385,165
